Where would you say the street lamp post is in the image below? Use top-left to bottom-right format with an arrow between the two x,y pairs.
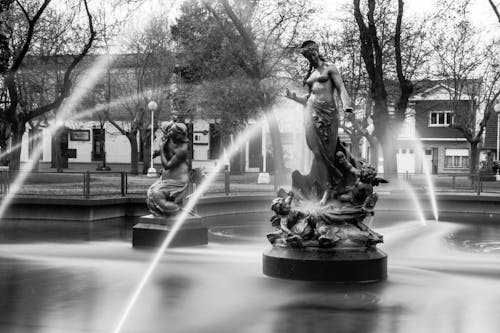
493,103 -> 500,180
147,101 -> 158,177
495,103 -> 500,160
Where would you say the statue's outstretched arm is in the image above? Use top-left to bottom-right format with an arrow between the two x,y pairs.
285,88 -> 308,106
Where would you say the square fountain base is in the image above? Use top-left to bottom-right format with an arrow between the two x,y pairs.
132,214 -> 208,248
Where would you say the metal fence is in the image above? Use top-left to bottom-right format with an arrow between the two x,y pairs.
0,170 -> 277,198
1,169 -> 500,198
392,172 -> 500,195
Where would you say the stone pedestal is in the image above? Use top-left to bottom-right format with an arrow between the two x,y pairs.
132,214 -> 208,248
263,247 -> 387,282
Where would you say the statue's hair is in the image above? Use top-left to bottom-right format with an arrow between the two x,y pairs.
160,121 -> 188,144
301,40 -> 326,86
300,40 -> 319,50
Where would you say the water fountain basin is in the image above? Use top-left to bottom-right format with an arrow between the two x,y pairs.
263,246 -> 387,282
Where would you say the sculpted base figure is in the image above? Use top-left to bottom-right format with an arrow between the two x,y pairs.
269,40 -> 385,250
146,121 -> 190,216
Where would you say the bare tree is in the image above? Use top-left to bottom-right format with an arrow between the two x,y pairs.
105,15 -> 175,174
201,0 -> 314,177
1,0 -> 96,171
352,0 -> 431,178
431,0 -> 500,173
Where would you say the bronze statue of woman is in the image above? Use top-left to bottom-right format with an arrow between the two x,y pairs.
287,40 -> 354,201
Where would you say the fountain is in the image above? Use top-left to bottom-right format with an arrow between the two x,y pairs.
413,133 -> 439,222
3,5 -> 500,333
262,40 -> 387,282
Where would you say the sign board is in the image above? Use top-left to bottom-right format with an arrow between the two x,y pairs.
70,130 -> 90,141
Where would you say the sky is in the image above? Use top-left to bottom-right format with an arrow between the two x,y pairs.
124,0 -> 499,35
319,0 -> 499,36
99,0 -> 499,52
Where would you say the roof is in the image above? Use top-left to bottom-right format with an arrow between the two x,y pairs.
410,79 -> 481,101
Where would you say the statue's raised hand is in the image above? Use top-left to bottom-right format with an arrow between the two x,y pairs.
285,88 -> 307,106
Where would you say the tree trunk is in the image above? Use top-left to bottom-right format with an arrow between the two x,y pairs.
371,97 -> 397,179
265,111 -> 285,181
55,133 -> 63,173
140,129 -> 151,174
470,141 -> 480,175
381,136 -> 398,180
349,134 -> 362,158
0,143 -> 8,165
9,121 -> 26,172
366,135 -> 379,171
127,133 -> 139,175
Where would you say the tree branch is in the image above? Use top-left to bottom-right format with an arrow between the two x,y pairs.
353,0 -> 376,82
488,0 -> 500,24
394,0 -> 414,122
11,0 -> 51,72
366,0 -> 382,73
106,112 -> 127,136
27,0 -> 96,120
15,0 -> 30,21
219,0 -> 260,78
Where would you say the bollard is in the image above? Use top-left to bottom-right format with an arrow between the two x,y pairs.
85,171 -> 90,198
476,174 -> 481,196
82,172 -> 86,197
120,172 -> 126,196
224,170 -> 230,195
125,172 -> 128,195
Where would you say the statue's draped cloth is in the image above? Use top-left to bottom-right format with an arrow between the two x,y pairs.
146,170 -> 189,215
301,99 -> 340,189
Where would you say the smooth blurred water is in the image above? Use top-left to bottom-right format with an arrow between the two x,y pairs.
1,213 -> 500,333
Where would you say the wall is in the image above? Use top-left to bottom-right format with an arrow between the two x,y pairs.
422,140 -> 470,174
415,100 -> 471,139
192,119 -> 209,161
106,126 -> 132,163
68,131 -> 92,162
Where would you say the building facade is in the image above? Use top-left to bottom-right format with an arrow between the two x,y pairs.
16,97 -> 318,173
381,82 -> 475,174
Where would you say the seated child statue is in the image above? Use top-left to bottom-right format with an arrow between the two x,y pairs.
146,121 -> 190,216
267,191 -> 316,248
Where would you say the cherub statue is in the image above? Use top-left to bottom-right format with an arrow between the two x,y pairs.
266,191 -> 315,248
146,121 -> 190,216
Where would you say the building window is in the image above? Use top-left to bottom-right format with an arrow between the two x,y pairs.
429,111 -> 454,127
398,148 -> 414,154
444,148 -> 469,168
